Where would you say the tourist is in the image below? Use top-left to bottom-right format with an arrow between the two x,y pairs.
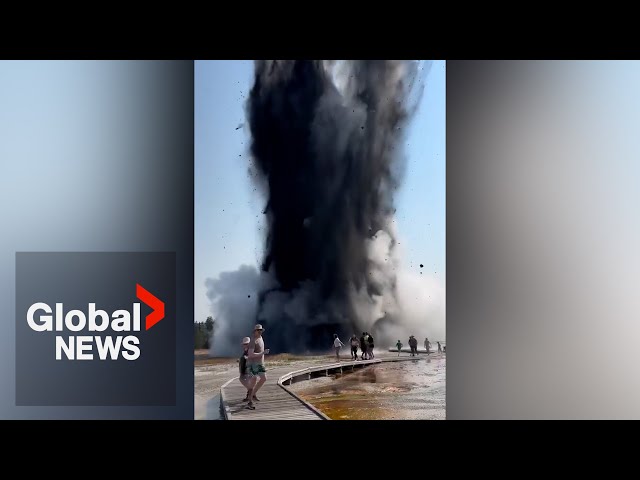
333,334 -> 344,360
360,332 -> 368,360
238,336 -> 254,407
350,334 -> 359,360
396,339 -> 402,356
246,324 -> 270,410
367,333 -> 375,359
424,337 -> 431,355
443,345 -> 446,353
408,335 -> 418,356
437,341 -> 442,354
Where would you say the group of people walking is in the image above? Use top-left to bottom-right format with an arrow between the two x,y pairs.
333,332 -> 375,360
396,336 -> 445,356
336,331 -> 446,359
237,323 -> 270,411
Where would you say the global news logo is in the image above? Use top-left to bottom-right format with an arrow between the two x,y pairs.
25,284 -> 164,361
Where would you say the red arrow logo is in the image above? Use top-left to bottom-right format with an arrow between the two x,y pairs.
136,284 -> 165,330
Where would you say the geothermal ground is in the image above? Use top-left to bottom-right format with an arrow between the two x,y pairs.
290,353 -> 445,420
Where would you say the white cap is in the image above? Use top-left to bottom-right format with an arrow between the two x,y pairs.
242,336 -> 251,345
254,324 -> 264,331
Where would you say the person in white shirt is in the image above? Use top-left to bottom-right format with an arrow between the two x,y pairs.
245,324 -> 270,410
333,334 -> 344,360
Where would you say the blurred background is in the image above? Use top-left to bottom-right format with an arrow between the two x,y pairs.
448,60 -> 640,419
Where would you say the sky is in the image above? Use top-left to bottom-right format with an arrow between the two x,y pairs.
194,60 -> 446,323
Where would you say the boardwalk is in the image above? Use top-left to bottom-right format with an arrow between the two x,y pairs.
220,356 -> 423,420
219,361 -> 353,420
388,348 -> 439,354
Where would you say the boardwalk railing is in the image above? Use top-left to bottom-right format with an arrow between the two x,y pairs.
277,372 -> 331,420
276,359 -> 383,420
278,358 -> 382,386
388,348 -> 445,354
219,376 -> 238,420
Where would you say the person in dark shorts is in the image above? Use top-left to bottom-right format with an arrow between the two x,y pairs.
238,336 -> 254,407
360,332 -> 368,360
367,333 -> 375,359
437,341 -> 442,354
350,335 -> 359,360
396,339 -> 402,356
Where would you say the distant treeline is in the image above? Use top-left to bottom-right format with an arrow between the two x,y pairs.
194,316 -> 214,350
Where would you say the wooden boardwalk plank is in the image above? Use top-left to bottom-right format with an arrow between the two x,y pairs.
222,370 -> 324,420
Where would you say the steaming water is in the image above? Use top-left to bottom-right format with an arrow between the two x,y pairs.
291,356 -> 445,420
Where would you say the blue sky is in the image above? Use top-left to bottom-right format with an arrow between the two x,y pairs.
195,60 -> 446,323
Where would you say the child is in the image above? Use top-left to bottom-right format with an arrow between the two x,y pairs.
396,339 -> 402,356
238,336 -> 254,409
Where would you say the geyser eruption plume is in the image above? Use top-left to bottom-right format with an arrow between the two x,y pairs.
244,60 -> 423,352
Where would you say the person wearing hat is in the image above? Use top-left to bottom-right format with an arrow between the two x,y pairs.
238,337 -> 254,407
408,335 -> 418,356
245,323 -> 270,409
